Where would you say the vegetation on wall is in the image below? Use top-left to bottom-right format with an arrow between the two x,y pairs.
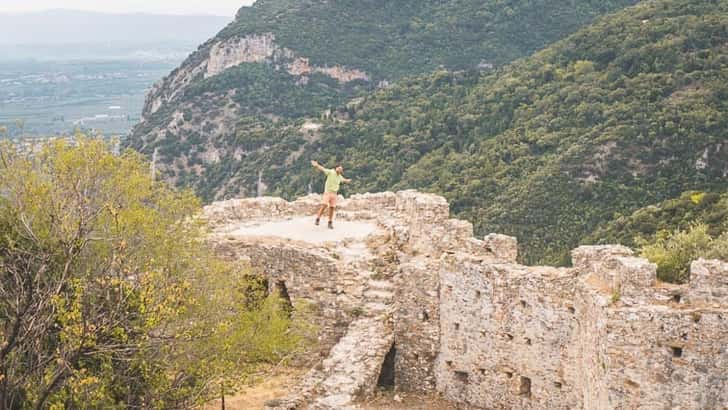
587,191 -> 728,248
0,139 -> 313,408
587,191 -> 728,283
640,223 -> 728,283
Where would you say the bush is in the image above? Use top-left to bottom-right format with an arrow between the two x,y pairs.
0,138 -> 312,409
639,223 -> 727,284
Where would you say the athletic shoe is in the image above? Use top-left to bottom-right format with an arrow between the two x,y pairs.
328,221 -> 334,229
315,218 -> 320,226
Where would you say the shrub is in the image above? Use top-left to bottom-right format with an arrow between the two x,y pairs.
0,138 -> 312,409
639,223 -> 725,284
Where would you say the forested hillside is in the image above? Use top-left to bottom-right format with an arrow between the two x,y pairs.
221,0 -> 638,79
201,0 -> 726,264
125,0 -> 637,199
127,0 -> 727,265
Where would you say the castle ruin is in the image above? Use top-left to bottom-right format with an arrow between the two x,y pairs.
203,191 -> 728,410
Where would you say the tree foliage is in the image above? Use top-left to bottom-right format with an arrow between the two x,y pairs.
0,139 -> 311,408
223,0 -> 638,80
126,0 -> 638,202
639,223 -> 728,283
587,190 -> 727,283
587,191 -> 728,248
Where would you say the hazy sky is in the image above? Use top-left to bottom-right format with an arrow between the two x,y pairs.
0,0 -> 256,16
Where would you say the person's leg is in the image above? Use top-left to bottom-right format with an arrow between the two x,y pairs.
327,206 -> 335,229
315,204 -> 327,225
316,204 -> 327,221
327,193 -> 337,229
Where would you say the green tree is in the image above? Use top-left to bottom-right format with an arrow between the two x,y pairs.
640,223 -> 728,283
0,138 -> 311,409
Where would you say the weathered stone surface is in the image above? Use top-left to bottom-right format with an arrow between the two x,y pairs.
203,191 -> 728,410
689,259 -> 728,305
204,33 -> 369,83
438,255 -> 578,409
206,33 -> 287,77
267,318 -> 394,410
482,233 -> 518,262
573,245 -> 657,297
393,257 -> 441,392
287,57 -> 369,83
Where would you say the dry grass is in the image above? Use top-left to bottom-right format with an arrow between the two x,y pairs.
203,369 -> 304,410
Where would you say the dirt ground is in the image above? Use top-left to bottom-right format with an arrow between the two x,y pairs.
203,369 -> 303,410
204,371 -> 465,410
360,390 -> 467,410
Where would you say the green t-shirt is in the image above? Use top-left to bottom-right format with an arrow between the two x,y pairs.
324,168 -> 345,193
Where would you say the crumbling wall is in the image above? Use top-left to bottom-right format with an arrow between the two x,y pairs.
385,191 -> 500,393
572,249 -> 728,410
214,239 -> 357,350
438,243 -> 728,409
437,254 -> 579,408
392,257 -> 441,392
203,191 -> 727,409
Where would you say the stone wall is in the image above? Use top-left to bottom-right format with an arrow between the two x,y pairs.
202,190 -> 727,409
572,251 -> 728,410
392,257 -> 441,392
438,255 -> 579,408
214,239 -> 356,351
437,244 -> 728,409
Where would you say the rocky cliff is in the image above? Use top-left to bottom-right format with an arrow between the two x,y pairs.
203,190 -> 728,409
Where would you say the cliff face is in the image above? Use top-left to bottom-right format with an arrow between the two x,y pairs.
203,190 -> 728,409
124,0 -> 638,200
141,32 -> 369,120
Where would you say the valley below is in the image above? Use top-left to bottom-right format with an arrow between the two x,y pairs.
0,59 -> 177,137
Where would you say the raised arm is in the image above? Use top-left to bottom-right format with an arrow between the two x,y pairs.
311,160 -> 327,173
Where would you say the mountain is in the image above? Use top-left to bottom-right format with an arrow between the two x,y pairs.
265,0 -> 727,264
127,0 -> 728,264
125,0 -> 637,193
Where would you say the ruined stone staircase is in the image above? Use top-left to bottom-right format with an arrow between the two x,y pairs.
362,278 -> 396,316
266,314 -> 394,410
310,317 -> 394,409
265,255 -> 397,409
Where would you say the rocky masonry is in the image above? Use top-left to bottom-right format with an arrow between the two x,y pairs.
203,191 -> 728,410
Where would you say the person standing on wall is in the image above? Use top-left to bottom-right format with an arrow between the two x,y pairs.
311,160 -> 352,229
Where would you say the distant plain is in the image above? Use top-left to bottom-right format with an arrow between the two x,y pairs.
0,9 -> 232,137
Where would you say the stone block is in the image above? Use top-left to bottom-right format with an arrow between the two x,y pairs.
688,259 -> 728,304
482,233 -> 518,262
572,245 -> 656,296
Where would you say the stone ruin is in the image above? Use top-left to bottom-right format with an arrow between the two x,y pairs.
202,191 -> 728,409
